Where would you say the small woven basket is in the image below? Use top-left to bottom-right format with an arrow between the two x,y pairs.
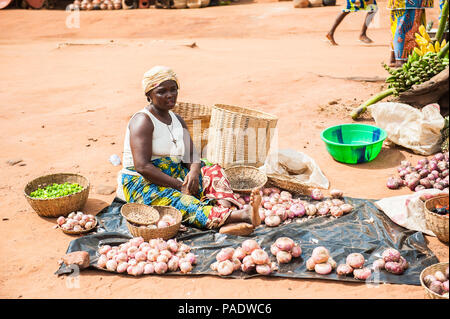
125,205 -> 182,241
172,102 -> 212,157
207,104 -> 278,168
24,173 -> 90,218
420,262 -> 449,299
58,218 -> 98,235
266,174 -> 313,195
224,165 -> 268,194
121,203 -> 160,226
424,195 -> 449,243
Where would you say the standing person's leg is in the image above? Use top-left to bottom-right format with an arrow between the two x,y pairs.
326,12 -> 350,46
359,10 -> 376,43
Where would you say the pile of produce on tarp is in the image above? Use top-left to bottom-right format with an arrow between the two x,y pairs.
56,196 -> 439,286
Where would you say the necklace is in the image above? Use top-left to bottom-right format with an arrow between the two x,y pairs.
166,121 -> 177,146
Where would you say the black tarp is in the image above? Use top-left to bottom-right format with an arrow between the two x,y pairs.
56,196 -> 439,285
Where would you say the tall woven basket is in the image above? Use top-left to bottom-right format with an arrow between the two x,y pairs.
24,173 -> 90,218
207,104 -> 278,168
172,102 -> 212,158
424,195 -> 449,243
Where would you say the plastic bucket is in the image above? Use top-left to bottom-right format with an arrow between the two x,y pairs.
321,124 -> 387,164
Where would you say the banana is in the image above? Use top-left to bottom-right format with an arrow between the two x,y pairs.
427,43 -> 435,53
419,25 -> 432,42
435,41 -> 441,53
414,47 -> 423,56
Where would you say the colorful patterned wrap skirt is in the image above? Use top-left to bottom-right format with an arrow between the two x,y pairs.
343,0 -> 378,12
389,1 -> 434,61
122,156 -> 241,230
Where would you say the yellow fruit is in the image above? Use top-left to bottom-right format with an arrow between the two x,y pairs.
442,39 -> 447,48
419,25 -> 432,42
435,41 -> 441,53
421,45 -> 428,54
427,43 -> 435,53
414,47 -> 423,56
416,37 -> 428,46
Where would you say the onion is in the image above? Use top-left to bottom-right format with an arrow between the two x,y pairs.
306,257 -> 316,271
372,259 -> 385,271
216,247 -> 235,262
217,260 -> 234,276
251,249 -> 270,265
231,258 -> 242,271
429,161 -> 438,171
256,264 -> 272,275
429,281 -> 443,294
57,216 -> 66,226
317,206 -> 330,216
400,160 -> 411,167
144,263 -> 155,274
270,243 -> 280,256
327,257 -> 337,269
353,267 -> 372,280
330,206 -> 343,217
420,178 -> 432,188
117,262 -> 128,273
97,254 -> 108,268
210,261 -> 219,272
154,262 -> 168,274
386,177 -> 401,189
126,246 -> 138,258
276,251 -> 292,264
311,246 -> 329,264
291,245 -> 302,258
336,264 -> 353,276
290,203 -> 306,217
443,281 -> 449,293
114,252 -> 128,263
434,153 -> 445,161
106,259 -> 118,271
265,215 -> 281,227
98,245 -> 112,255
233,247 -> 247,261
423,275 -> 437,286
346,253 -> 365,269
106,249 -> 117,260
314,263 -> 332,275
130,237 -> 144,247
340,204 -> 353,214
166,257 -> 179,272
311,188 -> 324,200
435,271 -> 447,282
157,254 -> 169,264
382,248 -> 400,263
128,258 -> 138,266
179,261 -> 193,274
134,251 -> 147,262
275,237 -> 295,252
262,188 -> 272,196
306,204 -> 317,216
385,261 -> 405,275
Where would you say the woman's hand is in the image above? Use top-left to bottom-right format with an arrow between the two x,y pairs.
182,169 -> 200,196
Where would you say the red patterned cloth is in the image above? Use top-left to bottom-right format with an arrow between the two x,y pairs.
201,164 -> 243,228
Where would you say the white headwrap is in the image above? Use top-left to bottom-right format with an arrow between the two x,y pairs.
142,66 -> 179,95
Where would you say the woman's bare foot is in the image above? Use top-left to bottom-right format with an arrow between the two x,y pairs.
359,35 -> 373,44
326,33 -> 338,46
219,222 -> 254,236
249,188 -> 262,228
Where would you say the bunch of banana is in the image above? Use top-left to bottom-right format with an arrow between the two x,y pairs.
382,51 -> 449,94
414,25 -> 448,56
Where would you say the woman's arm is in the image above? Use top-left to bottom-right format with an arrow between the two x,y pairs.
129,113 -> 183,190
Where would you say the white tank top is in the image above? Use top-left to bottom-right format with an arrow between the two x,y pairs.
122,107 -> 185,172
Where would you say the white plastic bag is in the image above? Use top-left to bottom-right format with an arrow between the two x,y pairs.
374,189 -> 448,236
369,102 -> 445,155
258,149 -> 329,189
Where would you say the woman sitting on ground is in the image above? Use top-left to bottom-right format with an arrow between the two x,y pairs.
119,66 -> 261,235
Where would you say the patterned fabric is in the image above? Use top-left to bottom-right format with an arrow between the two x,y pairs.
142,66 -> 180,94
122,157 -> 240,230
390,9 -> 427,60
343,0 -> 378,12
387,0 -> 433,9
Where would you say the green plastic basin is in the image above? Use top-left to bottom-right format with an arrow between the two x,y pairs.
320,124 -> 387,164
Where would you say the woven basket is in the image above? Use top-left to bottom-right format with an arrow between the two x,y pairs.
24,173 -> 90,218
125,206 -> 182,241
420,262 -> 449,299
266,174 -> 313,195
424,195 -> 449,243
121,203 -> 160,226
58,217 -> 98,235
172,102 -> 212,157
200,0 -> 210,6
224,165 -> 268,194
207,104 -> 278,168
